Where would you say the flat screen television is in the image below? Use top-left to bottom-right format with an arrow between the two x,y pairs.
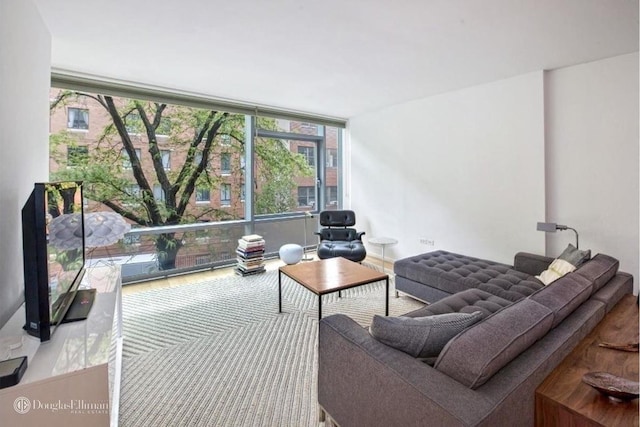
22,181 -> 87,341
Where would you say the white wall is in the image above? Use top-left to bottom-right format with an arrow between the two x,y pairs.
0,0 -> 50,328
545,53 -> 639,291
347,72 -> 546,265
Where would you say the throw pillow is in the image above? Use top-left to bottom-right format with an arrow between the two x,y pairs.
536,244 -> 591,285
369,311 -> 483,358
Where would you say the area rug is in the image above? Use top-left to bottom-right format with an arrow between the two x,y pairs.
119,264 -> 423,427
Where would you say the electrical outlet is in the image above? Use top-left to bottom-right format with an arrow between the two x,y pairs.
419,238 -> 435,246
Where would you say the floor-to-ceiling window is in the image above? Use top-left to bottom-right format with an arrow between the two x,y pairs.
48,83 -> 344,281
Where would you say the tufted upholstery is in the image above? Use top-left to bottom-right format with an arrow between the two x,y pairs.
315,210 -> 366,262
394,250 -> 544,303
478,269 -> 544,302
404,288 -> 512,318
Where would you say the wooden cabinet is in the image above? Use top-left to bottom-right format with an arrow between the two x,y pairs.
535,295 -> 639,427
0,266 -> 122,427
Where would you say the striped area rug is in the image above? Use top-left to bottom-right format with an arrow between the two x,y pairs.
119,264 -> 424,427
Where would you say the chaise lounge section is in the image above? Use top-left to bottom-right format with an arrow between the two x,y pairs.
394,250 -> 550,303
318,252 -> 633,426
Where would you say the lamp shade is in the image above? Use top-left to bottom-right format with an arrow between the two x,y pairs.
85,212 -> 131,247
536,222 -> 558,232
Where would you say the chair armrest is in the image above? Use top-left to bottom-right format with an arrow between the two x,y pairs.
356,231 -> 365,240
318,314 -> 490,426
513,252 -> 554,276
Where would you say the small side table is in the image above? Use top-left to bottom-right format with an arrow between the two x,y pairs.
368,237 -> 398,275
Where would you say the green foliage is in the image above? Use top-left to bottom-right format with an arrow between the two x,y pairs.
254,137 -> 313,214
49,90 -> 314,269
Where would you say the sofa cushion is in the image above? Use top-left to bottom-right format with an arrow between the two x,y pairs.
574,254 -> 619,293
434,299 -> 554,389
406,288 -> 513,318
369,311 -> 483,359
529,273 -> 593,328
477,269 -> 544,302
535,244 -> 591,285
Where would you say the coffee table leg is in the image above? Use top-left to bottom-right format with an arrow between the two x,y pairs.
278,270 -> 282,314
385,277 -> 389,316
318,294 -> 322,320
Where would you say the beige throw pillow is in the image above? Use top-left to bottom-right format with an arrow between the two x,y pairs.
536,258 -> 576,285
535,244 -> 591,285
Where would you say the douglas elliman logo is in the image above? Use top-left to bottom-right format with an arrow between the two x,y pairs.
13,396 -> 108,415
13,396 -> 31,414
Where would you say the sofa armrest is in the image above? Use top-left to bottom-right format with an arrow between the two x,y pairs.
513,252 -> 554,276
318,314 -> 493,426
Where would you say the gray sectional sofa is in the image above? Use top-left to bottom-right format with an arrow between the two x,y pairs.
318,252 -> 633,426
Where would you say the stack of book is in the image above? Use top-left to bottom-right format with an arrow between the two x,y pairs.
235,234 -> 266,276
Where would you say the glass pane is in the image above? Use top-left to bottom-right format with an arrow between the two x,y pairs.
260,118 -> 321,136
49,87 -> 247,271
254,135 -> 316,215
324,126 -> 342,210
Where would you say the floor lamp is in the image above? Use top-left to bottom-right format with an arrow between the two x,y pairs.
302,211 -> 314,261
536,222 -> 579,249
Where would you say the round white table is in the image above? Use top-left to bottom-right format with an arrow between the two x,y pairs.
368,236 -> 398,274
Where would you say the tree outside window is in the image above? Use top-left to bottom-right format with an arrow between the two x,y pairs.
122,148 -> 142,169
67,146 -> 88,167
49,88 -> 331,271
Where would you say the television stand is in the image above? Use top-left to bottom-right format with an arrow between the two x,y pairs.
61,288 -> 96,323
0,265 -> 122,426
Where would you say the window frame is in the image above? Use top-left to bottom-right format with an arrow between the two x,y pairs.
220,183 -> 231,207
67,107 -> 89,130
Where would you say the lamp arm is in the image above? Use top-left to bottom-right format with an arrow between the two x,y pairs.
565,227 -> 579,249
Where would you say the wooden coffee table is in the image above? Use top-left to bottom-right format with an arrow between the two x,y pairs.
278,257 -> 389,319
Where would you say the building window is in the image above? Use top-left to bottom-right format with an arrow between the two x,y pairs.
298,186 -> 315,207
122,148 -> 142,169
220,184 -> 231,206
220,153 -> 231,175
123,184 -> 141,206
67,108 -> 89,130
196,187 -> 210,203
326,148 -> 338,168
326,186 -> 338,206
153,184 -> 166,202
220,134 -> 231,146
67,146 -> 88,167
125,111 -> 142,134
240,184 -> 245,202
160,150 -> 171,170
298,146 -> 315,167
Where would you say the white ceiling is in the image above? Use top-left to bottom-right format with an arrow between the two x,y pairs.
34,0 -> 638,120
